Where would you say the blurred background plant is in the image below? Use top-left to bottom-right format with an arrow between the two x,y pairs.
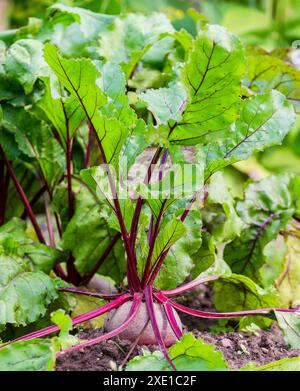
2,0 -> 297,186
1,0 -> 300,47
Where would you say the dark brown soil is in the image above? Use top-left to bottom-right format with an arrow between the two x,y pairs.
56,286 -> 300,371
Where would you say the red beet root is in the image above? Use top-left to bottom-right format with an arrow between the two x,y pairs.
105,301 -> 182,346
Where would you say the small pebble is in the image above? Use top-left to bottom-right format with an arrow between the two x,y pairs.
221,338 -> 233,348
261,348 -> 269,354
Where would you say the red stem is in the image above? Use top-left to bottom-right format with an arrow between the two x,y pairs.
66,128 -> 73,221
161,275 -> 220,297
1,293 -> 131,348
129,147 -> 163,252
146,193 -> 198,285
155,292 -> 300,318
94,129 -> 140,291
0,145 -> 46,244
84,124 -> 93,168
141,200 -> 166,288
163,302 -> 183,340
0,161 -> 9,225
144,285 -> 176,371
21,185 -> 47,219
59,287 -> 122,299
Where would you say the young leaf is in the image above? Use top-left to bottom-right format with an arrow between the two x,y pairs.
126,333 -> 228,371
139,82 -> 187,125
151,218 -> 187,268
154,210 -> 202,290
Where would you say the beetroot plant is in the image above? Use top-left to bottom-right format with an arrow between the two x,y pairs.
0,5 -> 300,370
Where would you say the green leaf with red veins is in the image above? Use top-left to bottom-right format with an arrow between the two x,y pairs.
244,47 -> 300,113
213,274 -> 279,329
169,24 -> 245,145
1,104 -> 65,189
139,82 -> 187,125
201,90 -> 296,180
154,210 -> 202,290
224,174 -> 298,283
44,44 -> 129,166
37,76 -> 85,149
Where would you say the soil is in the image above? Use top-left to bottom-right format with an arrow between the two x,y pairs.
56,286 -> 300,371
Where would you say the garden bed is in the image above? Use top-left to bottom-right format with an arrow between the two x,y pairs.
56,287 -> 300,371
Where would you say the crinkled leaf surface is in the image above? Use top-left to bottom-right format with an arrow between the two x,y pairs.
245,47 -> 300,113
224,174 -> 298,282
1,104 -> 65,188
203,172 -> 244,242
139,82 -> 187,125
202,91 -> 296,179
44,44 -> 129,165
4,39 -> 48,94
213,274 -> 278,328
0,254 -> 57,327
0,218 -> 65,273
169,24 -> 245,145
0,339 -> 55,371
48,4 -> 115,42
97,13 -> 174,77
